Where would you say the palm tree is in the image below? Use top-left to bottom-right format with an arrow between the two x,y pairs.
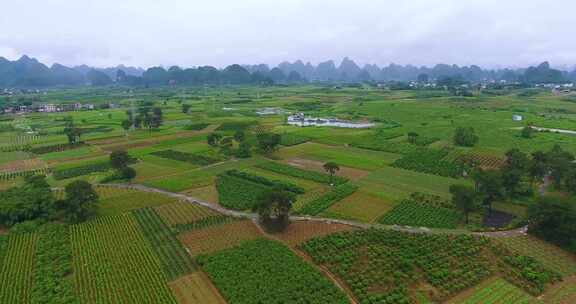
323,162 -> 340,185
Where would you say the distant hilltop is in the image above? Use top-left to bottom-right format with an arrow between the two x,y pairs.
0,55 -> 574,88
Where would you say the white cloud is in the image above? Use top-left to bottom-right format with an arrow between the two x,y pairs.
0,0 -> 574,68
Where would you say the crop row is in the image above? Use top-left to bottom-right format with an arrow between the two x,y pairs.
497,235 -> 576,276
350,141 -> 419,155
155,200 -> 219,226
257,161 -> 348,185
378,200 -> 460,229
392,148 -> 460,177
30,224 -> 78,303
133,208 -> 196,280
198,238 -> 349,304
215,174 -> 271,210
71,214 -> 176,303
280,133 -> 309,146
0,233 -> 37,303
0,167 -> 51,181
460,278 -> 533,304
52,162 -> 112,180
151,149 -> 221,166
298,183 -> 358,216
301,229 -> 560,303
29,142 -> 86,154
224,169 -> 305,194
53,158 -> 137,180
173,215 -> 234,233
183,123 -> 210,130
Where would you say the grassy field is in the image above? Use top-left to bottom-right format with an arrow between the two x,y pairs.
1,85 -> 576,303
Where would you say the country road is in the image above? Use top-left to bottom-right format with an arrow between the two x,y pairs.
100,183 -> 529,238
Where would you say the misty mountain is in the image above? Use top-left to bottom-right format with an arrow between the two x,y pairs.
0,55 -> 573,88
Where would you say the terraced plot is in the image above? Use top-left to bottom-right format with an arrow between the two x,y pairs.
448,278 -> 534,304
323,190 -> 395,222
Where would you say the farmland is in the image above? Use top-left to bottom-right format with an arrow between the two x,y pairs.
0,85 -> 575,303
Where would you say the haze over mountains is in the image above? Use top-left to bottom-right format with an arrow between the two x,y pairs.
0,55 -> 574,88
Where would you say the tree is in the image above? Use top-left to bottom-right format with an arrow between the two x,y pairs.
323,162 -> 340,185
233,130 -> 245,142
504,148 -> 529,172
453,127 -> 479,147
502,168 -> 523,197
63,117 -> 82,144
407,132 -> 419,144
207,133 -> 222,147
528,195 -> 576,253
0,175 -> 55,226
119,166 -> 137,182
110,150 -> 130,170
257,132 -> 281,154
61,180 -> 99,223
254,188 -> 296,233
121,119 -> 132,134
235,141 -> 252,158
449,184 -> 477,224
182,103 -> 191,114
521,126 -> 534,138
546,144 -> 574,187
219,137 -> 234,155
473,169 -> 504,214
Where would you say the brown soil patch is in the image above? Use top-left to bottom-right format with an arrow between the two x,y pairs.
0,158 -> 47,172
178,220 -> 262,256
275,220 -> 357,246
169,271 -> 226,304
101,141 -> 154,152
181,185 -> 220,206
540,275 -> 576,304
284,158 -> 369,181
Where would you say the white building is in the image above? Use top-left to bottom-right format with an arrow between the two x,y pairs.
512,114 -> 523,121
287,113 -> 375,129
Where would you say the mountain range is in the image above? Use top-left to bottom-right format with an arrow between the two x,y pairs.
0,55 -> 574,88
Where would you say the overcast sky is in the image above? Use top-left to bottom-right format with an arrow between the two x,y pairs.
1,0 -> 574,69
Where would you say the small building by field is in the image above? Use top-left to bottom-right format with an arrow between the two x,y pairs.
512,114 -> 523,121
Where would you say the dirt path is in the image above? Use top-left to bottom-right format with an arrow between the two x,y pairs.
101,183 -> 529,238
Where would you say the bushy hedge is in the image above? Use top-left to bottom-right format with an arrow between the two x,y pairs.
52,162 -> 112,180
216,174 -> 270,210
30,143 -> 86,154
257,161 -> 348,185
225,169 -> 305,194
150,149 -> 220,166
183,123 -> 210,131
298,183 -> 358,216
215,121 -> 256,131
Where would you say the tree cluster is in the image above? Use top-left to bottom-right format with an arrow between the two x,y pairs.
0,175 -> 99,226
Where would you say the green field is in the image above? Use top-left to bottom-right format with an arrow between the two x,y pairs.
1,85 -> 575,303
